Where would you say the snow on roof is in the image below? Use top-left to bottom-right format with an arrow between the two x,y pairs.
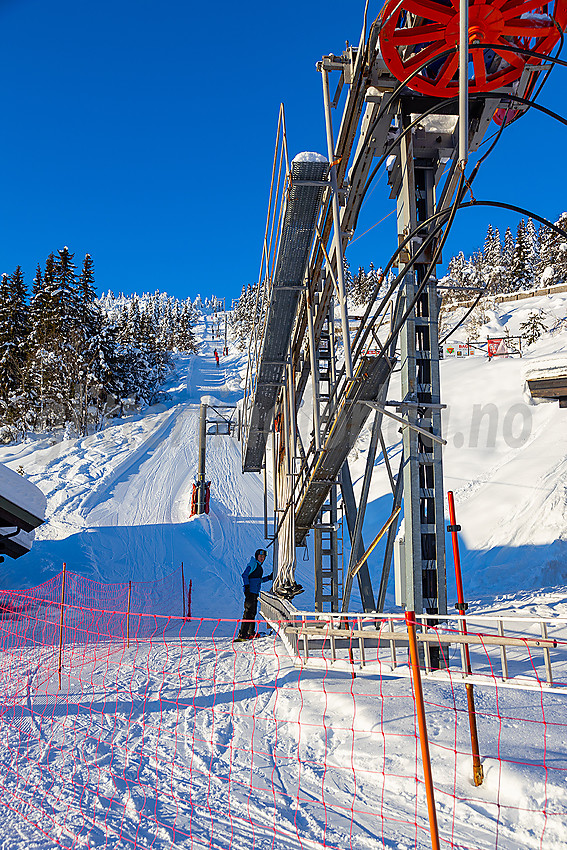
523,354 -> 567,381
0,462 -> 46,521
292,151 -> 328,164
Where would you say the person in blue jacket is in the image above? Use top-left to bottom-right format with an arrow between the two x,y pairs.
237,549 -> 273,640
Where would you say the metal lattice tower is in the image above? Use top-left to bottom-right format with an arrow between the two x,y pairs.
239,6 -> 562,619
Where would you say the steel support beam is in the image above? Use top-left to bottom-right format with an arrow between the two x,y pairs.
339,462 -> 375,612
341,408 -> 384,613
321,67 -> 353,379
397,111 -> 447,625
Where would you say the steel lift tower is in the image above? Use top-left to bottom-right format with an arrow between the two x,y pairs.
241,0 -> 567,624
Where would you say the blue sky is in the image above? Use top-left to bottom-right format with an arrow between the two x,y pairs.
1,0 -> 565,304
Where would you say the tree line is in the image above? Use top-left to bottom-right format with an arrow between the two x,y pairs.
444,214 -> 567,300
0,248 -> 198,442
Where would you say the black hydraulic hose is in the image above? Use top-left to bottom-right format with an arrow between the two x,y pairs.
469,41 -> 567,70
356,90 -> 567,233
319,172 -> 466,441
362,173 -> 466,364
333,188 -> 567,408
528,25 -> 565,106
439,195 -> 567,344
439,291 -> 485,345
317,212 -> 451,428
443,200 -> 567,244
412,199 -> 567,344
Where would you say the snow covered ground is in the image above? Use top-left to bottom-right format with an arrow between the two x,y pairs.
0,297 -> 565,848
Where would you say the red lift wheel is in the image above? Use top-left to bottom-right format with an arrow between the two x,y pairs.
378,0 -> 566,98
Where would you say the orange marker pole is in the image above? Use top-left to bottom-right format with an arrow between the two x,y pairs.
405,611 -> 440,850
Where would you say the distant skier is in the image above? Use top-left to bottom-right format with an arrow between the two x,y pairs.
214,348 -> 220,367
237,549 -> 273,640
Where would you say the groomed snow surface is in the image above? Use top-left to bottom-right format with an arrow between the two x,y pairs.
0,299 -> 565,848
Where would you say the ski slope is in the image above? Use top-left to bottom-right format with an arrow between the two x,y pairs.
0,313 -> 264,619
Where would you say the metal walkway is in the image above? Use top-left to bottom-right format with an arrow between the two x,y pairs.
242,158 -> 328,472
294,353 -> 394,545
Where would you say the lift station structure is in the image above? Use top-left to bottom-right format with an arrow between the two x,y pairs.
241,0 -> 567,621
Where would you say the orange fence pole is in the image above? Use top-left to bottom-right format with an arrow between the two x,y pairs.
405,611 -> 440,850
447,491 -> 484,786
58,562 -> 67,691
181,562 -> 185,618
127,580 -> 131,648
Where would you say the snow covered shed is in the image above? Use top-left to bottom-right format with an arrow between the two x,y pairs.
525,356 -> 567,408
0,463 -> 46,559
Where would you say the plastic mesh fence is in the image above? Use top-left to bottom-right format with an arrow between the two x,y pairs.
0,599 -> 564,848
1,566 -> 191,647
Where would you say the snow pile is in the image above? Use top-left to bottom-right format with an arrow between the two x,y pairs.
291,151 -> 328,163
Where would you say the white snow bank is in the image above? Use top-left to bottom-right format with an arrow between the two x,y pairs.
292,151 -> 328,164
0,462 -> 46,520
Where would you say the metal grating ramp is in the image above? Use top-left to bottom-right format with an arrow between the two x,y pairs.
242,159 -> 329,472
294,355 -> 394,545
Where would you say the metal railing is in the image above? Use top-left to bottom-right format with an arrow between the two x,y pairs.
261,604 -> 567,693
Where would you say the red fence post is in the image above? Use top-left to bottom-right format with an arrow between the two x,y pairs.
447,491 -> 484,786
58,562 -> 67,691
127,580 -> 132,648
181,562 -> 185,618
405,610 -> 440,850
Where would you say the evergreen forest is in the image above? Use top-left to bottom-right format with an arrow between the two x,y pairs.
0,248 -> 199,441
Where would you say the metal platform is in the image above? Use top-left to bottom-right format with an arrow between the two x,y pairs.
242,159 -> 329,472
